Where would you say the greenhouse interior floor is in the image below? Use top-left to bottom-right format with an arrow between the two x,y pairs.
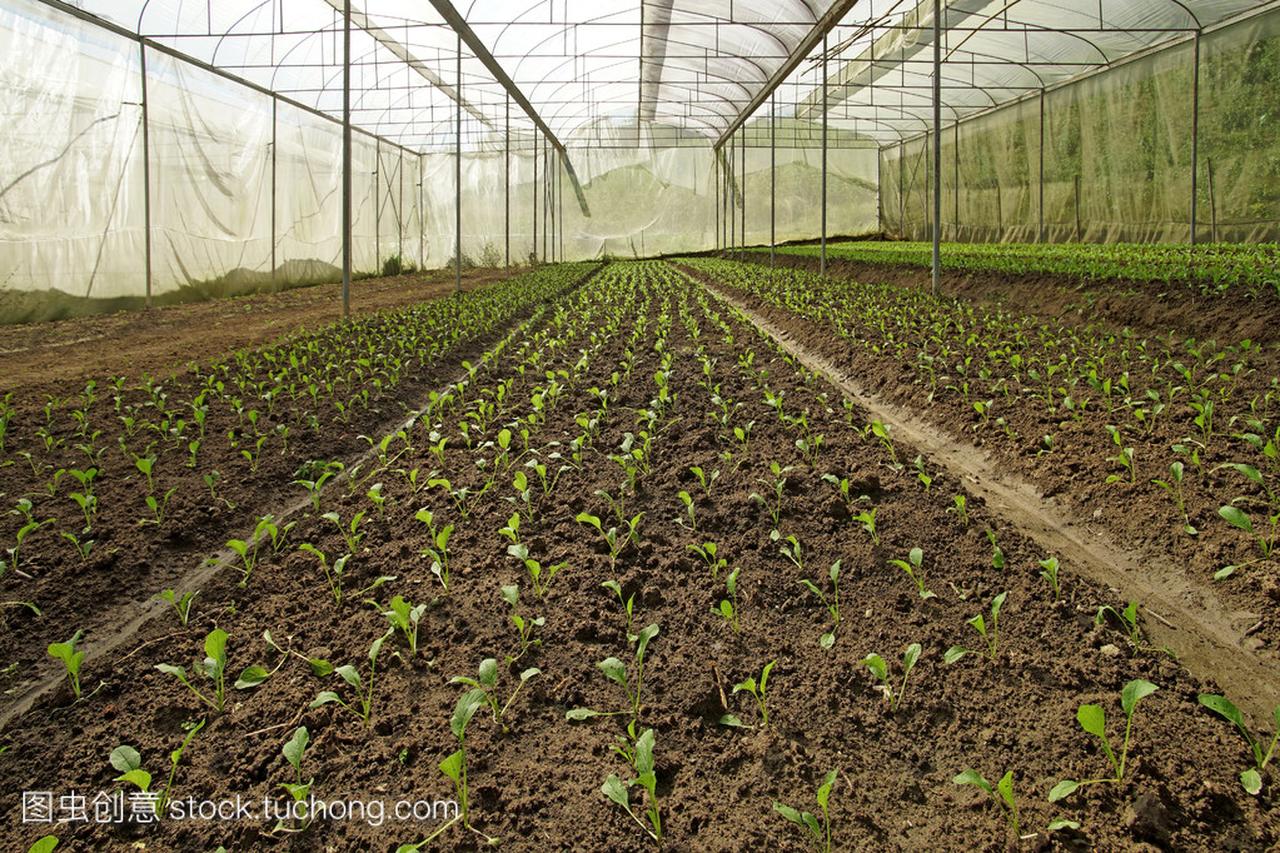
2,248 -> 1278,850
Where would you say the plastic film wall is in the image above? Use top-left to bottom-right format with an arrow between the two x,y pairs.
880,5 -> 1280,244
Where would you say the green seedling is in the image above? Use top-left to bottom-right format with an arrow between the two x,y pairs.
945,592 -> 1008,664
298,543 -> 350,604
1152,461 -> 1196,535
601,727 -> 662,847
721,659 -> 775,729
949,495 -> 970,525
141,486 -> 178,526
322,510 -> 366,555
1197,694 -> 1280,795
432,689 -> 498,845
576,511 -> 643,569
47,630 -> 85,700
225,537 -> 259,587
689,465 -> 719,498
851,506 -> 879,545
383,595 -> 427,657
568,623 -> 660,723
157,589 -> 198,626
112,718 -> 205,818
798,560 -> 841,648
602,580 -> 637,642
676,490 -> 697,531
310,628 -> 395,727
276,726 -> 313,831
1038,557 -> 1062,601
294,461 -> 343,512
861,644 -> 921,711
415,508 -> 454,590
713,567 -> 741,633
157,628 -> 266,711
450,657 -> 541,732
1216,504 -> 1278,580
985,529 -> 1005,569
1050,679 -> 1159,801
778,534 -> 805,573
888,547 -> 936,600
749,461 -> 792,531
953,769 -> 1020,837
773,769 -> 837,853
501,584 -> 543,664
1094,600 -> 1144,647
687,541 -> 728,578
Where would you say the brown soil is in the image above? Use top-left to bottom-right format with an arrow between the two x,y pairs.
751,252 -> 1280,347
0,267 -> 512,389
2,262 -> 1275,851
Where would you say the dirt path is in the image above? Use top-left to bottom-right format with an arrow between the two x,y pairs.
695,271 -> 1280,718
0,267 -> 515,390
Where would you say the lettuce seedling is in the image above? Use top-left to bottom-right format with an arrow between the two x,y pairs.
721,660 -> 776,729
1050,679 -> 1159,801
953,769 -> 1019,837
888,547 -> 936,600
799,560 -> 841,648
450,657 -> 541,732
945,592 -> 1008,664
383,595 -> 427,656
310,628 -> 395,727
713,567 -> 741,633
157,589 -> 198,626
601,727 -> 662,846
1198,693 -> 1280,794
47,630 -> 85,700
861,644 -> 921,711
774,769 -> 837,853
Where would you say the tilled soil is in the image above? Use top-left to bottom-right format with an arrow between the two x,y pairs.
683,257 -> 1280,659
2,262 -> 1274,851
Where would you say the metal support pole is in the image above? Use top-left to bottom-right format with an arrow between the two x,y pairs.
398,147 -> 404,260
899,140 -> 905,237
454,34 -> 462,294
1190,31 -> 1201,246
505,95 -> 510,270
374,139 -> 381,269
1038,89 -> 1045,243
418,153 -> 424,270
559,154 -> 565,262
953,121 -> 960,239
930,0 -> 941,296
270,96 -> 277,288
770,92 -> 776,269
740,129 -> 746,256
140,44 -> 153,309
821,33 -> 828,276
729,134 -> 736,257
532,131 -> 538,263
341,0 -> 351,317
714,156 -> 720,251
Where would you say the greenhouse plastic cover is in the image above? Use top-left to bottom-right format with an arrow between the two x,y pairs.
0,0 -> 1277,322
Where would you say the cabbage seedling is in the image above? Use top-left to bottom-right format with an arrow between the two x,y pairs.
888,547 -> 936,600
944,592 -> 1008,664
1050,679 -> 1159,801
383,595 -> 427,657
1094,600 -> 1144,647
277,726 -> 313,831
778,534 -> 805,573
576,511 -> 643,569
798,560 -> 841,648
113,718 -> 205,817
676,490 -> 698,531
294,461 -> 342,512
773,769 -> 837,853
713,567 -> 740,632
985,529 -> 1005,569
225,537 -> 259,587
501,584 -> 543,663
298,544 -> 349,604
568,623 -> 659,722
851,506 -> 879,545
601,727 -> 662,846
687,541 -> 727,578
157,589 -> 198,626
1197,693 -> 1280,794
322,510 -> 367,555
601,580 -> 636,642
861,644 -> 920,711
433,689 -> 498,845
1216,504 -> 1278,580
47,630 -> 85,700
310,628 -> 395,727
1152,462 -> 1195,535
1038,557 -> 1062,601
721,659 -> 775,729
415,508 -> 454,590
953,769 -> 1019,837
689,465 -> 719,497
450,657 -> 541,732
157,629 -> 264,711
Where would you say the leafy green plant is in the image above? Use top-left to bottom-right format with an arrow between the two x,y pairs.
601,727 -> 662,847
1197,693 -> 1280,795
427,689 -> 494,845
773,769 -> 837,853
1038,557 -> 1062,601
602,579 -> 637,642
322,509 -> 367,555
888,547 -> 935,600
944,592 -> 1008,663
953,768 -> 1020,837
689,465 -> 719,497
112,718 -> 205,818
568,623 -> 660,723
276,726 -> 313,831
47,630 -> 85,700
157,589 -> 198,627
860,644 -> 921,711
1152,461 -> 1196,535
415,508 -> 454,590
1050,679 -> 1159,801
1095,600 -> 1144,647
156,628 -> 266,711
687,541 -> 728,578
713,567 -> 741,632
450,657 -> 541,732
576,511 -> 643,569
310,628 -> 395,727
798,560 -> 841,648
1216,504 -> 1278,580
721,660 -> 776,729
501,584 -> 543,663
298,543 -> 350,604
383,595 -> 427,657
225,537 -> 259,587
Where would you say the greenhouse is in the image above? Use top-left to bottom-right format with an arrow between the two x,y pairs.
1,0 -> 1279,849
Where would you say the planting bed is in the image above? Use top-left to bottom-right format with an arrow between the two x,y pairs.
2,261 -> 1276,851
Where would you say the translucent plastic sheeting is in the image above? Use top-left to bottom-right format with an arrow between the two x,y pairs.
880,4 -> 1280,244
0,1 -> 145,320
